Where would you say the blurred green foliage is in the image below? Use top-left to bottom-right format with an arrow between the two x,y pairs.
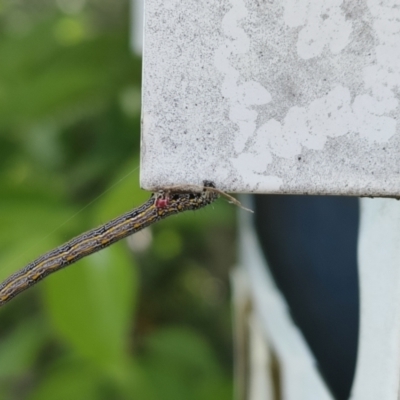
0,1 -> 236,399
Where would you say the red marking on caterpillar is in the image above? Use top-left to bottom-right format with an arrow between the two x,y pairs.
156,196 -> 169,208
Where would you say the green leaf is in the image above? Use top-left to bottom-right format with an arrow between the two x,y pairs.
0,182 -> 77,282
0,18 -> 137,130
27,361 -> 103,400
42,244 -> 137,376
140,327 -> 232,400
0,317 -> 48,379
92,158 -> 149,222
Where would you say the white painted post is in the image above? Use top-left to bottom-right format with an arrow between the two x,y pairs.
350,199 -> 400,400
130,0 -> 144,56
140,0 -> 400,398
247,313 -> 275,400
238,199 -> 334,400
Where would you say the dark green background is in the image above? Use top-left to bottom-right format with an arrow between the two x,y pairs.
0,1 -> 236,399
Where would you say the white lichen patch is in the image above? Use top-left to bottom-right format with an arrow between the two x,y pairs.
141,0 -> 400,195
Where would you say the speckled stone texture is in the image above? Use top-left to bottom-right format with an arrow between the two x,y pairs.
141,0 -> 400,196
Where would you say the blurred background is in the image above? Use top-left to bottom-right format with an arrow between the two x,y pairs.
0,0 -> 235,399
